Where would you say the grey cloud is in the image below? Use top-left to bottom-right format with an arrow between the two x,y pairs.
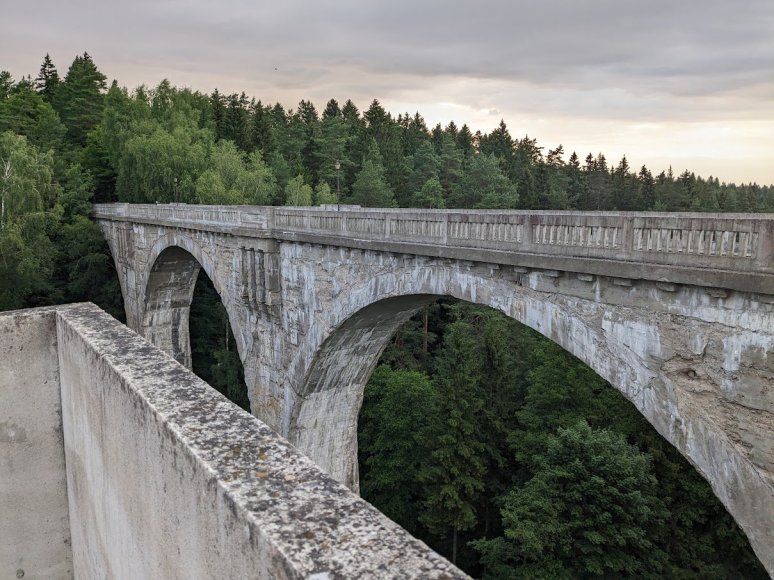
2,0 -> 773,183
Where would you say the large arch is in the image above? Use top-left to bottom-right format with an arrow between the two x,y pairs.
285,259 -> 773,567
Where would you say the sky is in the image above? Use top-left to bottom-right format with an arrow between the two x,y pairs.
2,0 -> 773,185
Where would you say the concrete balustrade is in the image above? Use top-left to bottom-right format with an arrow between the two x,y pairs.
92,204 -> 774,294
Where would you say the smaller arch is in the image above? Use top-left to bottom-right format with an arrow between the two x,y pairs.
140,233 -> 248,369
142,233 -> 222,317
142,246 -> 202,367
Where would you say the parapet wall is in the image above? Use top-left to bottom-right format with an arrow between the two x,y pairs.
1,304 -> 466,579
93,204 -> 774,294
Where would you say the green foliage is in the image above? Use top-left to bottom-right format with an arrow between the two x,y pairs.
419,319 -> 489,563
0,84 -> 66,153
475,421 -> 670,578
194,143 -> 276,205
349,140 -> 396,207
0,131 -> 58,227
284,174 -> 313,206
0,211 -> 60,309
359,365 -> 440,534
313,181 -> 336,205
413,176 -> 445,208
58,53 -> 107,146
116,125 -> 209,203
54,215 -> 123,319
449,153 -> 518,209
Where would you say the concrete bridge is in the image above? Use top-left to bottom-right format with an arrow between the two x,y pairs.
93,203 -> 774,572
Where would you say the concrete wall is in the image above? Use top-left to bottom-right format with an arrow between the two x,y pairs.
0,304 -> 466,579
0,308 -> 72,580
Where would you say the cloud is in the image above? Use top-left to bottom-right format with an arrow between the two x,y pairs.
1,0 -> 772,183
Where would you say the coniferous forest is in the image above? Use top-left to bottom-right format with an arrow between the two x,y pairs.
1,53 -> 771,578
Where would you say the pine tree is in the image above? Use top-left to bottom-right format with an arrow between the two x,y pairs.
249,101 -> 274,154
34,54 -> 61,106
638,165 -> 656,210
413,176 -> 445,208
449,153 -> 517,209
322,98 -> 341,120
0,83 -> 67,153
58,53 -> 107,146
358,365 -> 440,535
456,124 -> 475,158
419,319 -> 488,564
223,92 -> 250,150
209,89 -> 225,141
349,139 -> 395,207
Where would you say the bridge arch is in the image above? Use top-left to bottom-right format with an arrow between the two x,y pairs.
285,257 -> 771,564
140,233 -> 247,371
288,262 -> 646,488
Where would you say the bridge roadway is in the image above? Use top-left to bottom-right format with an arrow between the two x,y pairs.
94,203 -> 774,572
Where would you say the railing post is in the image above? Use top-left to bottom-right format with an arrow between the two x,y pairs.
384,211 -> 392,242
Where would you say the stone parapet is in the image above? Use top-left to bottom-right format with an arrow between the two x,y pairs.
93,204 -> 774,294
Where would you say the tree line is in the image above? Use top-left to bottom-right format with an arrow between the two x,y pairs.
0,53 -> 769,578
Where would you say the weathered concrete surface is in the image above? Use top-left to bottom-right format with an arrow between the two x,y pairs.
0,304 -> 467,578
52,303 -> 467,579
0,308 -> 72,580
275,246 -> 774,571
94,204 -> 774,574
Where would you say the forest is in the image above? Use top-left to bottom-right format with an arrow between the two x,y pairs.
1,53 -> 771,578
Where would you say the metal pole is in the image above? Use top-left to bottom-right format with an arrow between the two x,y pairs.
335,160 -> 341,211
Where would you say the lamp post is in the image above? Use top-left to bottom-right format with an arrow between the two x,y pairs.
334,160 -> 341,211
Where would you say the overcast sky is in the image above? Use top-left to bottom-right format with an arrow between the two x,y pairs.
3,0 -> 773,184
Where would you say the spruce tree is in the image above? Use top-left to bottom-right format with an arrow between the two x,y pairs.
58,53 -> 107,146
35,54 -> 61,106
349,140 -> 395,207
419,319 -> 488,564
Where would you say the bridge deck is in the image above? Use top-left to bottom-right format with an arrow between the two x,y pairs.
93,204 -> 774,294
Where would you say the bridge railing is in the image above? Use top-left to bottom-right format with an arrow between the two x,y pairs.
93,204 -> 773,278
271,207 -> 773,275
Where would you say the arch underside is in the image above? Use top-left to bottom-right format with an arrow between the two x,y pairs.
141,241 -> 246,377
142,246 -> 202,367
290,295 -> 437,491
284,257 -> 773,570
